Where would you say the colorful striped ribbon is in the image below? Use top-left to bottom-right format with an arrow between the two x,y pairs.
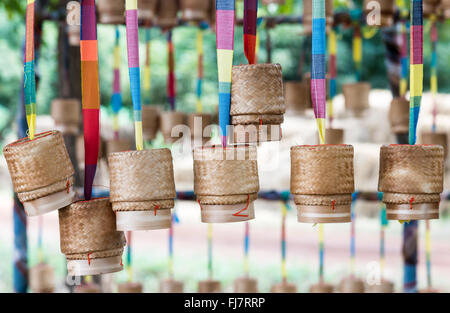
425,220 -> 432,287
126,231 -> 133,282
400,22 -> 408,97
243,0 -> 258,64
196,28 -> 203,113
409,0 -> 423,145
281,201 -> 287,282
143,29 -> 151,105
244,222 -> 249,275
126,0 -> 143,151
311,0 -> 326,145
216,0 -> 235,147
80,0 -> 100,200
208,223 -> 213,279
112,27 -> 122,140
353,23 -> 362,82
327,29 -> 337,126
24,0 -> 36,140
430,16 -> 437,132
167,30 -> 176,111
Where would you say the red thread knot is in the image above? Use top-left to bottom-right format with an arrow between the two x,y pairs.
409,197 -> 414,210
332,200 -> 336,211
154,205 -> 159,216
87,253 -> 91,265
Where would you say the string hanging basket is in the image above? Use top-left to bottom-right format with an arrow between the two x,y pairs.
156,0 -> 179,28
138,0 -> 158,23
75,283 -> 102,293
421,132 -> 448,160
343,82 -> 371,116
67,25 -> 80,47
378,144 -> 444,220
198,280 -> 222,293
160,279 -> 184,293
270,281 -> 297,293
338,276 -> 365,293
325,128 -> 344,145
194,145 -> 259,223
58,198 -> 126,276
303,0 -> 334,34
366,280 -> 394,293
291,145 -> 354,223
363,0 -> 395,27
142,106 -> 160,142
3,130 -> 76,216
234,277 -> 258,293
51,98 -> 81,135
389,97 -> 409,135
117,282 -> 143,293
160,111 -> 186,144
180,0 -> 211,22
284,80 -> 312,113
108,149 -> 176,231
29,263 -> 55,293
97,0 -> 125,24
230,64 -> 285,143
188,113 -> 213,144
309,282 -> 334,293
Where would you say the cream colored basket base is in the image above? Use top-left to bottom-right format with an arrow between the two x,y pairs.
24,186 -> 75,216
67,255 -> 123,276
201,202 -> 255,223
116,210 -> 172,231
386,203 -> 439,220
296,204 -> 351,223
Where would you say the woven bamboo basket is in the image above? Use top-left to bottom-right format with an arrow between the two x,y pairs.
378,144 -> 444,220
51,98 -> 81,135
309,282 -> 334,293
156,0 -> 179,28
181,0 -> 211,21
230,64 -> 285,143
138,0 -> 158,23
106,138 -> 131,157
363,0 -> 395,26
118,281 -> 143,293
29,263 -> 55,293
291,145 -> 354,223
421,132 -> 448,160
67,25 -> 80,47
97,0 -> 125,24
366,280 -> 394,293
160,111 -> 186,144
389,97 -> 409,134
108,149 -> 176,231
338,276 -> 365,293
303,0 -> 334,34
194,145 -> 259,223
75,283 -> 102,293
284,80 -> 312,113
160,279 -> 184,293
270,281 -> 297,293
343,82 -> 371,116
188,113 -> 213,142
234,277 -> 258,293
325,128 -> 344,145
3,130 -> 76,216
198,280 -> 222,293
142,106 -> 160,141
59,198 -> 126,276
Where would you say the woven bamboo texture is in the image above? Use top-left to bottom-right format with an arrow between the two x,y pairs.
389,97 -> 409,134
58,198 -> 126,260
3,130 -> 75,202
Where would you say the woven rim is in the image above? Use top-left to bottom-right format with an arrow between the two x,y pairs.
389,97 -> 409,134
291,145 -> 354,195
51,98 -> 80,125
58,198 -> 126,260
194,145 -> 259,200
232,124 -> 282,144
109,149 -> 176,204
3,130 -> 75,194
18,176 -> 74,203
342,82 -> 371,110
378,144 -> 444,194
230,64 -> 285,117
231,114 -> 284,125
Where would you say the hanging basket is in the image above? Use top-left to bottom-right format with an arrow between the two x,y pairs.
230,64 -> 285,143
29,263 -> 55,293
284,80 -> 312,113
309,282 -> 334,293
75,283 -> 102,293
160,279 -> 184,293
343,82 -> 371,116
198,280 -> 222,293
180,0 -> 211,22
194,145 -> 259,223
59,198 -> 126,276
325,128 -> 344,145
142,106 -> 160,141
117,282 -> 143,293
338,276 -> 365,293
378,144 -> 444,220
67,25 -> 80,47
138,0 -> 158,23
108,149 -> 176,231
389,97 -> 409,135
3,130 -> 76,216
366,280 -> 394,293
160,111 -> 186,144
303,0 -> 334,34
234,277 -> 258,293
156,0 -> 179,28
51,98 -> 81,135
97,0 -> 125,24
291,145 -> 354,223
421,132 -> 448,160
270,281 -> 297,293
188,113 -> 213,144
